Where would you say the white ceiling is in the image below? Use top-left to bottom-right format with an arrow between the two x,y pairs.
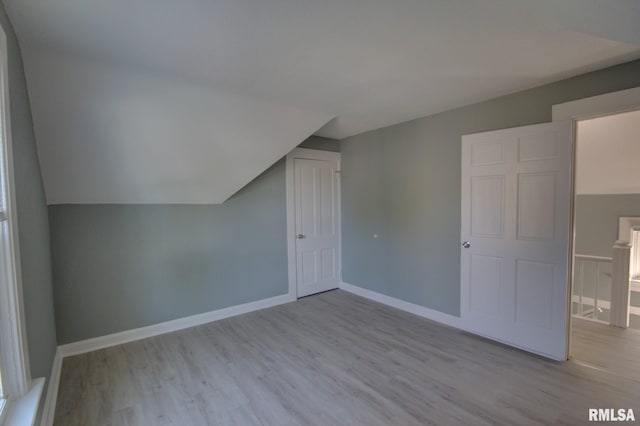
4,0 -> 640,204
576,109 -> 640,195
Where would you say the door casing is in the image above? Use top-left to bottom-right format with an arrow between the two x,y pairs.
552,87 -> 640,358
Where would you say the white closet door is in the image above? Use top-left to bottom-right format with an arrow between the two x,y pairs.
294,157 -> 340,297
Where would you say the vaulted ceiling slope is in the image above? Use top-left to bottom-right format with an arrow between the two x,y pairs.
5,0 -> 640,204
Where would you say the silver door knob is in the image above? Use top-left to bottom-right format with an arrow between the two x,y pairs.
462,241 -> 471,248
297,234 -> 305,239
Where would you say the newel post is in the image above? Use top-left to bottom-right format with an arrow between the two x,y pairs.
610,240 -> 631,328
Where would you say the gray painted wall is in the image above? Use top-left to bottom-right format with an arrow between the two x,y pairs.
48,133 -> 339,343
0,3 -> 57,379
48,58 -> 640,341
574,194 -> 640,258
340,60 -> 640,316
50,160 -> 291,344
298,135 -> 340,152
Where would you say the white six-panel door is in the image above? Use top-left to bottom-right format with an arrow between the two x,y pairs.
293,154 -> 340,297
461,121 -> 573,360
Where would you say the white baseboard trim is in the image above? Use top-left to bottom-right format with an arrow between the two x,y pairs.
340,282 -> 567,361
40,348 -> 62,426
41,293 -> 296,425
339,282 -> 461,329
59,294 -> 295,358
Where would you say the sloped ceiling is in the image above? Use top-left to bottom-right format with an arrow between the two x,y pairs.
19,49 -> 331,204
4,0 -> 640,204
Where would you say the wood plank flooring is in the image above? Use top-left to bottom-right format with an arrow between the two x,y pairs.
571,317 -> 640,381
55,290 -> 640,425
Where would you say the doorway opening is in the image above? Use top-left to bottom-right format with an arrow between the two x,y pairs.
570,108 -> 640,380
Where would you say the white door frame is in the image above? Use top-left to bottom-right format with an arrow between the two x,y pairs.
285,148 -> 341,299
552,86 -> 640,356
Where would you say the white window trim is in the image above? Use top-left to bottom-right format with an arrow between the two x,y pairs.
0,23 -> 32,422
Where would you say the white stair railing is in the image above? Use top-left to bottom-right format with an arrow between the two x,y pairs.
611,241 -> 632,327
573,255 -> 612,324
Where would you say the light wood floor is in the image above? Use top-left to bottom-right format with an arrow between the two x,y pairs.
55,290 -> 640,425
571,317 -> 640,382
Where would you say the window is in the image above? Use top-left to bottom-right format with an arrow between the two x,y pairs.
0,25 -> 31,422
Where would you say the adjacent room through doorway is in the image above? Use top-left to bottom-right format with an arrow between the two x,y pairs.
571,109 -> 640,380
